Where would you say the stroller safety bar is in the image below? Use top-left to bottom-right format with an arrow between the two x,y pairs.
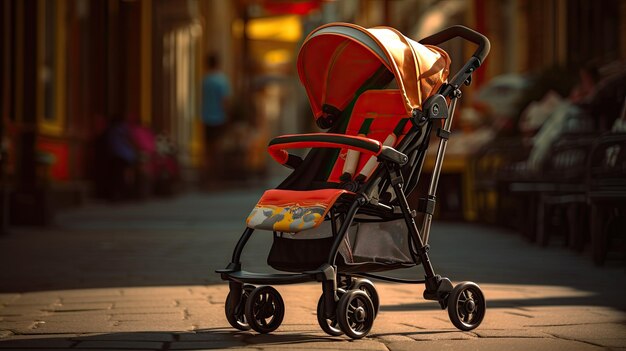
268,133 -> 408,166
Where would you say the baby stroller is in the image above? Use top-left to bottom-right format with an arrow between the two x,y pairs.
217,23 -> 490,339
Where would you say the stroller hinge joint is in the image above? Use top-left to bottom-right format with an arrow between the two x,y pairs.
390,176 -> 403,187
453,88 -> 462,98
314,264 -> 336,283
436,128 -> 450,140
387,166 -> 404,187
356,196 -> 368,205
411,109 -> 428,125
442,83 -> 462,98
417,244 -> 430,254
418,196 -> 437,215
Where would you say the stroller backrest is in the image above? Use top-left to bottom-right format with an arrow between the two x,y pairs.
276,87 -> 418,191
327,90 -> 413,183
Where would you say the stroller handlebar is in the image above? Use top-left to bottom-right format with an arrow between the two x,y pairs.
419,25 -> 491,64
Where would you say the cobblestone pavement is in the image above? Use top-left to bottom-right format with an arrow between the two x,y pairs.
0,189 -> 625,350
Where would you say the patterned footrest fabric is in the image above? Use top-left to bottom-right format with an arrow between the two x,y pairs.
246,189 -> 352,233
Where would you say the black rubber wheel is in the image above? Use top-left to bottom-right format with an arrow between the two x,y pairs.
447,282 -> 486,331
225,284 -> 255,331
316,288 -> 346,336
336,290 -> 375,339
245,286 -> 285,334
351,278 -> 380,317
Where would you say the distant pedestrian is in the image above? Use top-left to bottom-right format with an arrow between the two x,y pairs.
201,53 -> 231,185
106,117 -> 138,200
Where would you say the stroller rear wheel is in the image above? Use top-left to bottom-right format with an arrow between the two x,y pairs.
447,282 -> 486,331
316,288 -> 346,336
336,290 -> 375,339
350,278 -> 380,317
245,286 -> 285,334
225,284 -> 255,331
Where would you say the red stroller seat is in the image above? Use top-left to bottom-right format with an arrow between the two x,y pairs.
247,90 -> 412,233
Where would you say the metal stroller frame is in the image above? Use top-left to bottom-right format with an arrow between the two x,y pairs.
217,24 -> 490,339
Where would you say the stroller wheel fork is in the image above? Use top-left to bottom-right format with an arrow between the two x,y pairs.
423,274 -> 454,309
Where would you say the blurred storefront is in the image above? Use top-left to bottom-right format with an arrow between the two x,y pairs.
0,0 -> 207,226
0,0 -> 335,226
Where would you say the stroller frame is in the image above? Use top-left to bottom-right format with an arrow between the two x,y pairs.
217,25 -> 490,339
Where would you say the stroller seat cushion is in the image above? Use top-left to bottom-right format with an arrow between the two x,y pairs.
246,189 -> 352,233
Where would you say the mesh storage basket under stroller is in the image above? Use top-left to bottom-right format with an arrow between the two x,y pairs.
267,218 -> 415,272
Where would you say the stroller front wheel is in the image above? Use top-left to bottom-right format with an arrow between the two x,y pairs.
316,288 -> 346,336
350,278 -> 380,317
336,290 -> 375,339
245,286 -> 285,334
225,284 -> 256,331
447,281 -> 486,331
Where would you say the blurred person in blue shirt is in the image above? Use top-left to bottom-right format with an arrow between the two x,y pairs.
201,53 -> 231,184
105,117 -> 138,200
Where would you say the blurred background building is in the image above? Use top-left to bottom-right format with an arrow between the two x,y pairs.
1,0 -> 625,261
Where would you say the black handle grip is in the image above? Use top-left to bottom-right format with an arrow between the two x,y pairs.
419,25 -> 490,64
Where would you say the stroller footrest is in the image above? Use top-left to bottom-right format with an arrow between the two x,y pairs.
219,270 -> 317,285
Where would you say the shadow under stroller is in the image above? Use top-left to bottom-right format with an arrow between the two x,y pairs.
217,23 -> 490,339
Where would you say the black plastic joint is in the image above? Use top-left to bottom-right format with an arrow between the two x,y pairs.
418,196 -> 436,215
423,275 -> 453,308
380,146 -> 409,165
356,196 -> 368,205
417,244 -> 430,254
437,128 -> 451,140
423,95 -> 449,120
319,264 -> 336,282
424,274 -> 441,292
317,104 -> 341,129
307,264 -> 337,283
412,109 -> 427,124
390,173 -> 403,187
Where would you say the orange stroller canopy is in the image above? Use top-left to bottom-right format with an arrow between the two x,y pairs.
298,22 -> 452,120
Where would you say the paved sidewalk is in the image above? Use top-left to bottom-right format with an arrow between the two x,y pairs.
0,283 -> 624,350
0,190 -> 625,350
